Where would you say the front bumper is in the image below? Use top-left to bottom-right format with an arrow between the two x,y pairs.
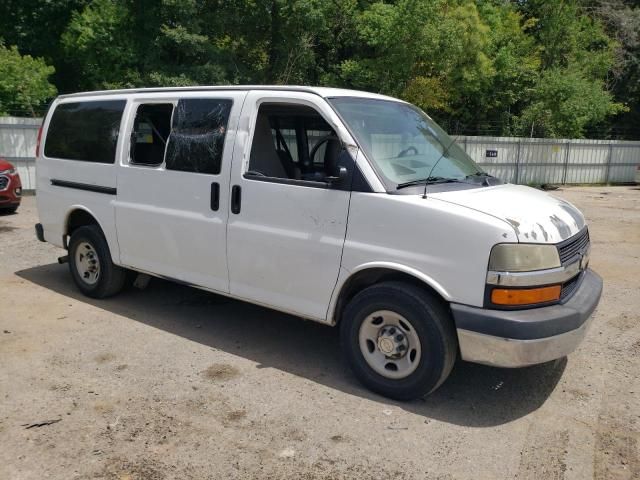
0,173 -> 22,207
451,269 -> 602,368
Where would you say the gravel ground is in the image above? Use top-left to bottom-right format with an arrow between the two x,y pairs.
1,187 -> 639,480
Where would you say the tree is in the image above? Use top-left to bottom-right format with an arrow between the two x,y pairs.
61,0 -> 136,90
0,43 -> 57,116
0,0 -> 637,138
589,0 -> 640,136
0,0 -> 87,93
331,1 -> 539,134
511,0 -> 626,137
514,68 -> 625,137
61,0 -> 266,88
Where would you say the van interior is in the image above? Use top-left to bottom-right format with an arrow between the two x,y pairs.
127,101 -> 342,181
129,100 -> 232,175
248,104 -> 341,182
130,103 -> 173,166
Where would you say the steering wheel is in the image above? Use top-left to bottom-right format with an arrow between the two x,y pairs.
398,146 -> 418,157
309,134 -> 339,162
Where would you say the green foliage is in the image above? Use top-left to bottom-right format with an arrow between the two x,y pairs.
589,0 -> 640,136
0,0 -> 637,137
0,0 -> 87,93
332,0 -> 539,132
509,0 -> 627,137
514,68 -> 626,138
0,43 -> 57,116
61,0 -> 136,89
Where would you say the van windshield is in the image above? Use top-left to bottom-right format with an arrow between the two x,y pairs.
329,98 -> 482,190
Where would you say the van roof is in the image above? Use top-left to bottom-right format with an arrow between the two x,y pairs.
56,85 -> 403,103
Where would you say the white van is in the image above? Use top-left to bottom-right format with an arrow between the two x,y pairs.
34,86 -> 602,400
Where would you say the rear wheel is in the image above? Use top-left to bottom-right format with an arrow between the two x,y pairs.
68,225 -> 126,298
340,281 -> 457,400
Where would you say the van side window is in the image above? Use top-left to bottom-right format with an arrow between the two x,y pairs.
131,103 -> 173,166
44,100 -> 126,163
165,99 -> 232,175
247,104 -> 343,183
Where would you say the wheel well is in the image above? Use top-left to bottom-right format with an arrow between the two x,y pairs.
333,268 -> 447,325
65,209 -> 100,247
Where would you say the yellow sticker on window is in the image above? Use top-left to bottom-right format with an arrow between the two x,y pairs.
136,123 -> 153,144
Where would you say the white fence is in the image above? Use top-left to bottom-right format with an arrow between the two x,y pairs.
460,136 -> 640,185
1,116 -> 639,190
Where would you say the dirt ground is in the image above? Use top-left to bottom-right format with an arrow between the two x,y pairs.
1,187 -> 639,480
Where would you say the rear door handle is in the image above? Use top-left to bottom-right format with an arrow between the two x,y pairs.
231,185 -> 241,214
210,182 -> 220,211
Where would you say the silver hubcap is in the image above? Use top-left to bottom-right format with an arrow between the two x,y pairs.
358,310 -> 422,379
75,241 -> 100,285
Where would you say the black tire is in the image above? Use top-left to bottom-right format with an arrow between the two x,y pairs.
340,281 -> 458,401
1,206 -> 18,214
68,225 -> 126,298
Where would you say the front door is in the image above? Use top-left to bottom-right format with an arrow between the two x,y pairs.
115,92 -> 246,292
226,92 -> 354,320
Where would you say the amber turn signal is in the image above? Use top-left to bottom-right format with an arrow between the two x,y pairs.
491,285 -> 561,306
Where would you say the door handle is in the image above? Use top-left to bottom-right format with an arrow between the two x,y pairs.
210,182 -> 220,211
231,185 -> 241,214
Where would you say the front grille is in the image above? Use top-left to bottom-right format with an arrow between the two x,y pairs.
560,274 -> 580,301
0,176 -> 8,191
557,228 -> 590,264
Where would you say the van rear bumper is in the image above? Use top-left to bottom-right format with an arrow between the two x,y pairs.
451,269 -> 602,368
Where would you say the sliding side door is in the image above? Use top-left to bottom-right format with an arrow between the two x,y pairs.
115,91 -> 246,292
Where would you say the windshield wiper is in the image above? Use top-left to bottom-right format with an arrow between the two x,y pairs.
397,177 -> 461,189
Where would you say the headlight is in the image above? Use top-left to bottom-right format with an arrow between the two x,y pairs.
488,244 -> 561,272
0,168 -> 16,175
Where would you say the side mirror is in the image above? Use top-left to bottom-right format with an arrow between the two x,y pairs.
326,166 -> 348,185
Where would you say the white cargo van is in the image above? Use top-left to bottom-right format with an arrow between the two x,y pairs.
35,86 -> 602,400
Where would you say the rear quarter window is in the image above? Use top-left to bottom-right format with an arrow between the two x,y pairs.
44,100 -> 127,163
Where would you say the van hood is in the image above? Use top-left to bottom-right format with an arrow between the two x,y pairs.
430,184 -> 585,244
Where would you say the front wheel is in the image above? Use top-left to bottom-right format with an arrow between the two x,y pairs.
68,225 -> 126,298
340,281 -> 458,400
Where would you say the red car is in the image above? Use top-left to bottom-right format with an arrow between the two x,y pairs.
0,158 -> 22,213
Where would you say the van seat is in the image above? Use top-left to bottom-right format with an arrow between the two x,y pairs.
249,115 -> 288,178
